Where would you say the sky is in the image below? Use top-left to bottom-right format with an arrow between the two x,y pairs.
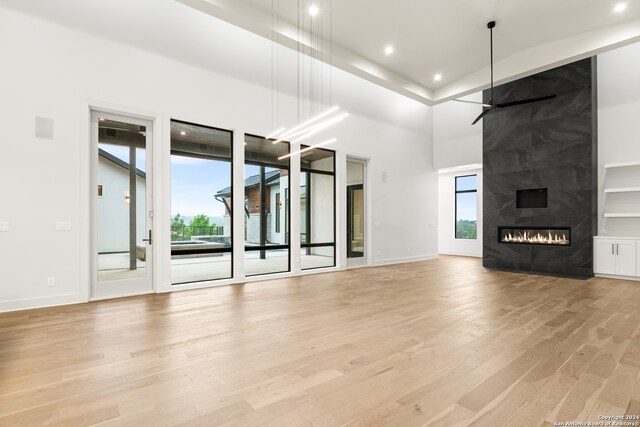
100,144 -> 230,218
456,175 -> 478,221
171,155 -> 230,217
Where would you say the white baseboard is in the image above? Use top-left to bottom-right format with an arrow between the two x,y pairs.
372,254 -> 439,267
595,274 -> 640,282
438,250 -> 482,258
1,256 -> 440,313
0,293 -> 83,313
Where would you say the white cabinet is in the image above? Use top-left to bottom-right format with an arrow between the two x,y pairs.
617,240 -> 637,276
595,239 -> 617,274
594,238 -> 637,277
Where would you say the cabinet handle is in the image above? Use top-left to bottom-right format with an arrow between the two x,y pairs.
612,243 -> 615,255
616,244 -> 619,255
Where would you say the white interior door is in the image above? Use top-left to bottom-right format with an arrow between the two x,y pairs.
91,110 -> 153,299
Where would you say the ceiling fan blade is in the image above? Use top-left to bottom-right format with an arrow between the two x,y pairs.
495,94 -> 557,108
471,107 -> 495,125
452,99 -> 492,107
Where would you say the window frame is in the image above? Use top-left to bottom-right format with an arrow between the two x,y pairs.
300,146 -> 336,270
244,133 -> 291,276
169,118 -> 234,284
454,174 -> 478,240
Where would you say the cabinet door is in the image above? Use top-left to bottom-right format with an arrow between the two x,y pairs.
595,239 -> 617,275
616,240 -> 637,276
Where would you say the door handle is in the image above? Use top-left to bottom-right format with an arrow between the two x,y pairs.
142,230 -> 152,245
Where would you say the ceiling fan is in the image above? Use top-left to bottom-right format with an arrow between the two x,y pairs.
455,21 -> 557,125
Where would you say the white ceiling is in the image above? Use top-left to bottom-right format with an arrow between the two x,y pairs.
180,0 -> 640,104
2,0 -> 640,106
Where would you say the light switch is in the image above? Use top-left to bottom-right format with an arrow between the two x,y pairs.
56,221 -> 72,231
0,222 -> 8,232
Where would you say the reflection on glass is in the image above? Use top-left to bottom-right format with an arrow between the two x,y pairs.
97,119 -> 148,282
348,185 -> 364,257
455,175 -> 478,239
244,135 -> 290,276
347,161 -> 365,259
301,146 -> 335,270
170,120 -> 233,284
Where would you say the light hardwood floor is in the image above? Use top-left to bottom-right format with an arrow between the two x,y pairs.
1,256 -> 640,426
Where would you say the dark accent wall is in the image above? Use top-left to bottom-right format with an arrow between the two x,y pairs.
483,57 -> 598,278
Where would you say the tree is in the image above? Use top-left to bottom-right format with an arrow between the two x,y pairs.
189,214 -> 211,228
171,213 -> 186,229
455,220 -> 477,239
171,213 -> 186,241
188,214 -> 217,237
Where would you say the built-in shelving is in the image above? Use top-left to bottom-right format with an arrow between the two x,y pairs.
604,187 -> 640,193
604,161 -> 640,169
602,160 -> 640,226
604,213 -> 640,218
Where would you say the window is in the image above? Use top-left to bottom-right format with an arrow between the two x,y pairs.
455,175 -> 477,239
300,146 -> 335,270
170,120 -> 233,284
244,134 -> 290,276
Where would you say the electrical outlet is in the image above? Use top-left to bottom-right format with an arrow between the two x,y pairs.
47,277 -> 55,287
56,221 -> 72,231
376,250 -> 381,256
0,222 -> 8,232
407,247 -> 411,253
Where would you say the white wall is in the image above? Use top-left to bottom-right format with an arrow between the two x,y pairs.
438,169 -> 483,257
433,93 -> 483,170
598,42 -> 640,237
0,7 -> 437,312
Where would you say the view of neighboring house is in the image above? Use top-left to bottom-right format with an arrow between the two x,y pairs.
97,147 -> 146,254
215,170 -> 299,245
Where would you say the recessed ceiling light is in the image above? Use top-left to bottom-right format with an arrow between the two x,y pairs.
180,131 -> 186,136
614,3 -> 627,12
384,45 -> 394,55
309,4 -> 319,16
434,73 -> 443,81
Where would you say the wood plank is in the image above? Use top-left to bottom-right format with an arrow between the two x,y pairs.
1,256 -> 639,426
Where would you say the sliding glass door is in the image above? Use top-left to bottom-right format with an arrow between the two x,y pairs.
170,120 -> 233,284
244,134 -> 290,276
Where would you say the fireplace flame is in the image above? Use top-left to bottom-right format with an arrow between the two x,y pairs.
501,230 -> 570,245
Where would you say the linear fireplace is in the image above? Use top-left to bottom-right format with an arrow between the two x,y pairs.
498,226 -> 571,246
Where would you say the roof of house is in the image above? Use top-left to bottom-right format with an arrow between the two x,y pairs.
99,148 -> 146,179
216,169 -> 280,197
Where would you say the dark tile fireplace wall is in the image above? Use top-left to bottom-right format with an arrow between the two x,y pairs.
483,57 -> 598,278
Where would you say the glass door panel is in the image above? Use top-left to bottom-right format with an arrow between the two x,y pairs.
92,111 -> 153,298
347,159 -> 366,263
347,184 -> 364,258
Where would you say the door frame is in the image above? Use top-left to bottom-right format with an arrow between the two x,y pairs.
81,101 -> 163,302
344,156 -> 371,269
347,184 -> 364,258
